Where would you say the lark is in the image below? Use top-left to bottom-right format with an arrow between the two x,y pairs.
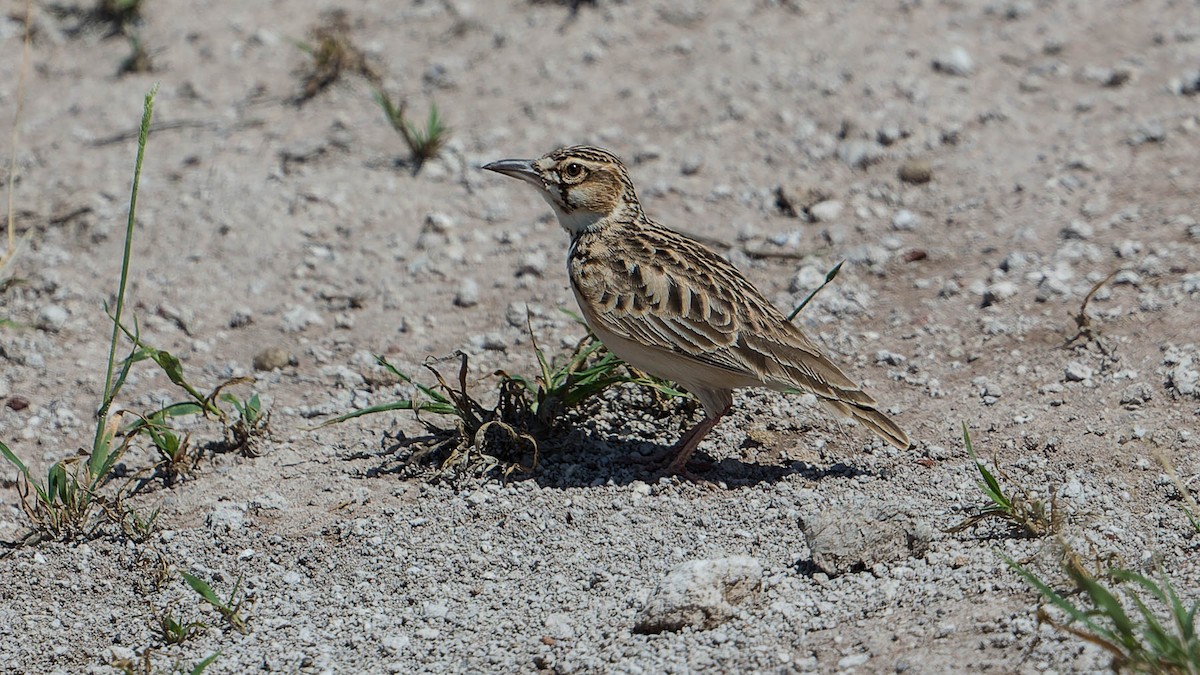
484,146 -> 911,474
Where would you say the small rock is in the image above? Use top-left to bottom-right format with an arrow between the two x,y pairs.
838,653 -> 871,669
229,307 -> 254,328
254,347 -> 296,371
36,305 -> 69,332
206,502 -> 246,532
789,266 -> 826,293
281,305 -> 323,333
875,350 -> 907,366
933,47 -> 974,76
1120,383 -> 1152,407
633,557 -> 763,634
6,395 -> 30,411
774,184 -> 830,218
1061,220 -> 1093,240
1128,121 -> 1166,145
808,200 -> 844,222
837,140 -> 884,169
454,279 -> 480,308
891,209 -> 920,230
1169,70 -> 1200,96
1064,361 -> 1094,382
680,155 -> 704,175
469,333 -> 507,352
800,507 -> 931,575
898,159 -> 932,184
517,251 -> 547,277
981,281 -> 1019,307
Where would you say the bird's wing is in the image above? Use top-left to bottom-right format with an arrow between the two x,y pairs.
570,224 -> 876,406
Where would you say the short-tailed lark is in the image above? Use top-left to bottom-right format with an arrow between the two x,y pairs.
484,146 -> 911,474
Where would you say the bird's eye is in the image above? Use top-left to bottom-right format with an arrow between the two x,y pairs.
562,162 -> 585,180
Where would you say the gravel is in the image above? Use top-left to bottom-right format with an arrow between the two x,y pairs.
2,1 -> 1198,674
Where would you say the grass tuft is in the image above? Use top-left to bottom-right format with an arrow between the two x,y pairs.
317,319 -> 686,480
946,423 -> 1062,537
294,9 -> 381,104
1008,548 -> 1200,673
181,571 -> 251,634
374,89 -> 450,172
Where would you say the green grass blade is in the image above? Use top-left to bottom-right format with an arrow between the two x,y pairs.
181,571 -> 223,606
310,399 -> 457,429
962,422 -> 1012,510
94,83 -> 157,476
1005,556 -> 1116,641
0,439 -> 31,478
191,652 -> 221,675
787,259 -> 844,321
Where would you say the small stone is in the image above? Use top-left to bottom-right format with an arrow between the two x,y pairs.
36,305 -> 69,332
517,251 -> 547,277
898,159 -> 932,184
789,266 -> 826,293
1061,220 -> 1093,240
838,653 -> 871,669
891,209 -> 920,230
875,350 -> 907,366
801,507 -> 931,575
1064,361 -> 1094,382
229,307 -> 254,328
281,305 -> 323,333
680,155 -> 704,175
774,184 -> 830,218
469,333 -> 507,352
1120,383 -> 1153,407
837,140 -> 884,169
254,347 -> 296,371
206,502 -> 246,532
454,279 -> 480,308
808,200 -> 843,222
1128,121 -> 1166,145
933,47 -> 974,76
6,395 -> 30,411
634,557 -> 763,634
981,281 -> 1019,307
1169,70 -> 1200,96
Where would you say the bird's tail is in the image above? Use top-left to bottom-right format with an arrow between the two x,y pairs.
824,400 -> 912,450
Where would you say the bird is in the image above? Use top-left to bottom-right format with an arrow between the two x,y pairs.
483,145 -> 911,475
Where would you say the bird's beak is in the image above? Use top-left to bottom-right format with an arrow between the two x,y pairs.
482,158 -> 543,187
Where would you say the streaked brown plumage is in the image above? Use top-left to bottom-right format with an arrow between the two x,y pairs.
484,145 -> 910,474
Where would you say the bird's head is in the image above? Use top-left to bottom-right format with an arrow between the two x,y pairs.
483,145 -> 643,237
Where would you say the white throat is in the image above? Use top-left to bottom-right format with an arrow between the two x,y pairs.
540,192 -> 605,236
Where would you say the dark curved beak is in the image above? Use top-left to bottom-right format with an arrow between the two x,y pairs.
482,158 -> 543,187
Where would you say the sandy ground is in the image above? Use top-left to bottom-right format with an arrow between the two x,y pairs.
1,0 -> 1199,673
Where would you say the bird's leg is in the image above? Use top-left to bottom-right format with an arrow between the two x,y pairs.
663,404 -> 731,475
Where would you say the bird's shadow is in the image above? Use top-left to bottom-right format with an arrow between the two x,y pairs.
530,430 -> 879,489
353,426 -> 878,489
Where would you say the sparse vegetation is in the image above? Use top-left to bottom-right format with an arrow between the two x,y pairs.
118,32 -> 154,75
0,85 -> 268,545
182,571 -> 251,634
1065,269 -> 1122,355
294,9 -> 381,103
375,89 -> 450,171
1009,548 -> 1200,674
0,87 -> 161,543
947,423 -> 1062,537
318,322 -> 686,479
